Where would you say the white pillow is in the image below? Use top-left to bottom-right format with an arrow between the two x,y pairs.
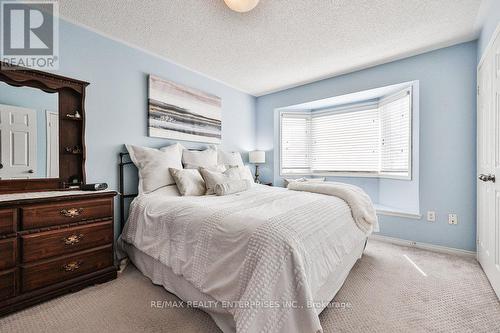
184,164 -> 226,173
126,143 -> 183,194
182,145 -> 218,168
199,167 -> 242,195
232,165 -> 254,183
169,168 -> 206,196
218,150 -> 244,168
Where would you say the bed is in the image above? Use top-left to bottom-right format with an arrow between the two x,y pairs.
117,171 -> 377,333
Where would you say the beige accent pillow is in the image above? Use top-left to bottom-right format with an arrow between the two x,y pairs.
169,168 -> 206,196
182,145 -> 218,168
215,180 -> 252,196
126,143 -> 183,194
199,167 -> 242,195
217,150 -> 244,168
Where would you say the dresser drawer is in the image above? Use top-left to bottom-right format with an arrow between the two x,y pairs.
0,238 -> 16,270
0,269 -> 17,301
0,209 -> 16,235
22,197 -> 113,230
21,220 -> 113,263
21,245 -> 113,292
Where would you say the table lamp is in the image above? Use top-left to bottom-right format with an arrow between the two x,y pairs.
249,150 -> 265,184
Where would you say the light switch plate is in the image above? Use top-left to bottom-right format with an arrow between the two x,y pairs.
448,214 -> 458,225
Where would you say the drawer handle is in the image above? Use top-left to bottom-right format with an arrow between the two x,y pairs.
62,233 -> 84,246
60,208 -> 83,218
62,261 -> 82,272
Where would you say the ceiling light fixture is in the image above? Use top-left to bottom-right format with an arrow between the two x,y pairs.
224,0 -> 260,13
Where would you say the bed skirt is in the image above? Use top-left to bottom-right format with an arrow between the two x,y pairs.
119,237 -> 366,333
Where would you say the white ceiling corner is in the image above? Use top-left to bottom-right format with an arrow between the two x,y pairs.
58,0 -> 483,96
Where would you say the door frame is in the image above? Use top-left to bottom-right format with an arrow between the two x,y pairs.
477,22 -> 500,299
478,23 -> 500,68
45,110 -> 58,178
477,22 -> 500,259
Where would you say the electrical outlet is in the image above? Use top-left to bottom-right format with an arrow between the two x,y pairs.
427,211 -> 436,222
448,214 -> 458,225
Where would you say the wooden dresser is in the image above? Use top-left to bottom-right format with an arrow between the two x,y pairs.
0,190 -> 117,316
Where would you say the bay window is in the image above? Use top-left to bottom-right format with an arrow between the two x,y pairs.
280,88 -> 412,178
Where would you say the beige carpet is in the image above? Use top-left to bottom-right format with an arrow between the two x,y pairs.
1,240 -> 499,333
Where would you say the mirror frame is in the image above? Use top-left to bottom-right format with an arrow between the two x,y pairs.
0,62 -> 89,193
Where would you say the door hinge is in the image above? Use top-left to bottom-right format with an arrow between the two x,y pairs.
477,85 -> 480,95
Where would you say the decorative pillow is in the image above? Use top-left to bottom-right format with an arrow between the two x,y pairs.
169,168 -> 206,196
184,163 -> 226,173
215,180 -> 252,196
199,167 -> 242,195
126,143 -> 183,194
230,165 -> 254,183
218,150 -> 244,168
182,145 -> 218,168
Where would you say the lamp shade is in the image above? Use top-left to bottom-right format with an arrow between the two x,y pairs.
224,0 -> 260,13
249,150 -> 265,164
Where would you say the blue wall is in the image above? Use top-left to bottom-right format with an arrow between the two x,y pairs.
478,0 -> 500,59
41,19 -> 256,235
256,42 -> 478,251
1,4 -> 485,251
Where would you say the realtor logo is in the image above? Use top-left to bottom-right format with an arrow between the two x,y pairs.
1,1 -> 59,70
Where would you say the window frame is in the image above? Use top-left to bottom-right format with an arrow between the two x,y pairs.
279,111 -> 312,175
279,88 -> 413,180
378,88 -> 413,178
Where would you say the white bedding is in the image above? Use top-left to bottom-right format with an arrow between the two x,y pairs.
121,238 -> 366,333
121,184 -> 372,333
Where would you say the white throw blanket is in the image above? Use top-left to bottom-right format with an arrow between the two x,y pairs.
122,185 -> 372,333
288,181 -> 379,234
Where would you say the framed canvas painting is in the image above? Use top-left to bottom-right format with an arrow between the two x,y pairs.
148,75 -> 222,143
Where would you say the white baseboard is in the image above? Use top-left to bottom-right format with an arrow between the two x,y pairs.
369,234 -> 476,258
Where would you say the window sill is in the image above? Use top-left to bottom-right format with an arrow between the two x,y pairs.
281,171 -> 411,180
374,203 -> 421,219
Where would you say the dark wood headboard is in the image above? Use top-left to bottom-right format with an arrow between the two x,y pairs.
118,152 -> 138,229
118,147 -> 207,229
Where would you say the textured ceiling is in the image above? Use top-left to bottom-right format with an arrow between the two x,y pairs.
58,0 -> 483,96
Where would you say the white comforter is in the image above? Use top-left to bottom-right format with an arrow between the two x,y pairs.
121,184 -> 376,333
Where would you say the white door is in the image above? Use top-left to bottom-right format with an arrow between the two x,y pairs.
46,111 -> 59,178
477,28 -> 500,299
0,104 -> 37,179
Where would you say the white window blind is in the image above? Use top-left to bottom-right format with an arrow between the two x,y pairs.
380,90 -> 411,173
280,114 -> 310,173
311,107 -> 380,172
279,88 -> 412,178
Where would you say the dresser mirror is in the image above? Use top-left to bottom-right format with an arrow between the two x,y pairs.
0,63 -> 89,193
0,82 -> 59,179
